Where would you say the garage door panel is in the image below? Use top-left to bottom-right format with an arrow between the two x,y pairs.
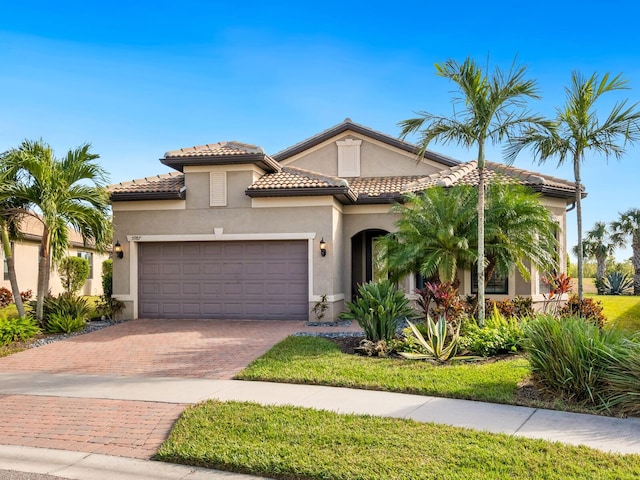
224,263 -> 243,275
182,303 -> 201,315
182,283 -> 201,295
183,263 -> 202,275
163,264 -> 180,275
245,262 -> 265,275
162,283 -> 180,295
139,240 -> 308,320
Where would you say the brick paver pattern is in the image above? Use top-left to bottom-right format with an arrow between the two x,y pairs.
0,319 -> 310,378
0,318 -> 363,460
0,394 -> 186,459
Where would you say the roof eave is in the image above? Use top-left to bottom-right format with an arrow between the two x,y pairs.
160,154 -> 281,173
110,190 -> 186,202
245,187 -> 358,204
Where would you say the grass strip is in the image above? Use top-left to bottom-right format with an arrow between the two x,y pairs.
157,400 -> 640,480
236,336 -> 528,404
587,294 -> 640,332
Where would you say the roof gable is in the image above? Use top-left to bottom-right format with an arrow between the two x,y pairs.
272,118 -> 460,168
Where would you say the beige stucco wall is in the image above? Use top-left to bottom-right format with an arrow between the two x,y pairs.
283,132 -> 445,178
112,194 -> 343,320
0,241 -> 108,299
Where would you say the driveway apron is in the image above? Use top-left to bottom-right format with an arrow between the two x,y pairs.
0,318 -> 310,459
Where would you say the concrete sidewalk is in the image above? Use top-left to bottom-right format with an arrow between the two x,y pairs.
1,372 -> 639,457
0,445 -> 268,480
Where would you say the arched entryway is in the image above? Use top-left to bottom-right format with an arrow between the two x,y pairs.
351,229 -> 389,299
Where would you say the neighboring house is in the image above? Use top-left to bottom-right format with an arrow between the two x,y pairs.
108,119 -> 578,321
0,215 -> 108,298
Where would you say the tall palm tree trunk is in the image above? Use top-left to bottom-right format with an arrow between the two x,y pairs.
633,235 -> 640,296
477,143 -> 486,327
36,231 -> 50,324
1,226 -> 25,317
574,154 -> 583,300
595,254 -> 606,294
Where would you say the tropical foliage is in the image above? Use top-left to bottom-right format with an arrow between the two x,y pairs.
339,280 -> 417,343
611,208 -> 640,295
576,222 -> 620,294
507,72 -> 640,299
0,140 -> 111,321
385,183 -> 558,313
399,56 -> 547,326
398,318 -> 467,362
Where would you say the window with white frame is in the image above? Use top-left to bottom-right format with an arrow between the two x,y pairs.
77,251 -> 93,279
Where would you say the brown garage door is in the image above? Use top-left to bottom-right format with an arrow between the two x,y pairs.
138,240 -> 308,320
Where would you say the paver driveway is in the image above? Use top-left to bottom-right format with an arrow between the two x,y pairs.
0,318 -> 307,379
0,318 -> 321,459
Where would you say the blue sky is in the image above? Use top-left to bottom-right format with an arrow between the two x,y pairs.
1,1 -> 639,260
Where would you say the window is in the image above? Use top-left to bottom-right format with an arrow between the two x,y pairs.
471,264 -> 508,294
77,252 -> 93,279
3,258 -> 8,281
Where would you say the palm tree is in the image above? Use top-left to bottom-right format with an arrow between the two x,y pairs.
575,222 -> 620,294
399,57 -> 546,325
385,183 -> 558,301
0,139 -> 111,322
384,186 -> 478,284
484,182 -> 558,286
0,153 -> 30,317
610,208 -> 640,295
507,72 -> 640,300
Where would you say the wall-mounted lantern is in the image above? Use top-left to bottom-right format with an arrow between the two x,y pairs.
319,237 -> 327,257
114,241 -> 124,259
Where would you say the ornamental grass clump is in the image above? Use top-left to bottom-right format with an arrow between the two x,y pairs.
523,314 -> 628,405
339,280 -> 416,343
601,338 -> 640,416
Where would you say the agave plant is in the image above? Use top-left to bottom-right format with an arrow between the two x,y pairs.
604,271 -> 633,295
398,317 -> 473,362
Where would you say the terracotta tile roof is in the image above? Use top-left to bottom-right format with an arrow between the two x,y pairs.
404,161 -> 576,197
108,172 -> 185,200
349,176 -> 426,197
17,215 -> 93,248
164,141 -> 264,158
248,168 -> 426,203
247,167 -> 348,190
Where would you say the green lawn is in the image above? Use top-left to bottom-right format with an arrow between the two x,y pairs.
586,294 -> 640,332
236,336 -> 529,405
157,400 -> 640,480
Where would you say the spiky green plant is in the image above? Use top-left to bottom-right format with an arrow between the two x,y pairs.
399,318 -> 474,362
523,314 -> 628,405
604,271 -> 634,295
46,313 -> 86,334
339,280 -> 416,342
601,339 -> 640,416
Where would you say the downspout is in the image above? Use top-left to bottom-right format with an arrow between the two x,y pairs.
566,202 -> 576,213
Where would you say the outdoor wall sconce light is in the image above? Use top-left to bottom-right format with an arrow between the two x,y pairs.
319,237 -> 327,257
114,241 -> 124,259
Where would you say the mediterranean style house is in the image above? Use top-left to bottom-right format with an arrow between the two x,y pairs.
108,119 -> 577,321
0,216 -> 109,298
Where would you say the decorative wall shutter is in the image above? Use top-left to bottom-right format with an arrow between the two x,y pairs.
210,172 -> 227,206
